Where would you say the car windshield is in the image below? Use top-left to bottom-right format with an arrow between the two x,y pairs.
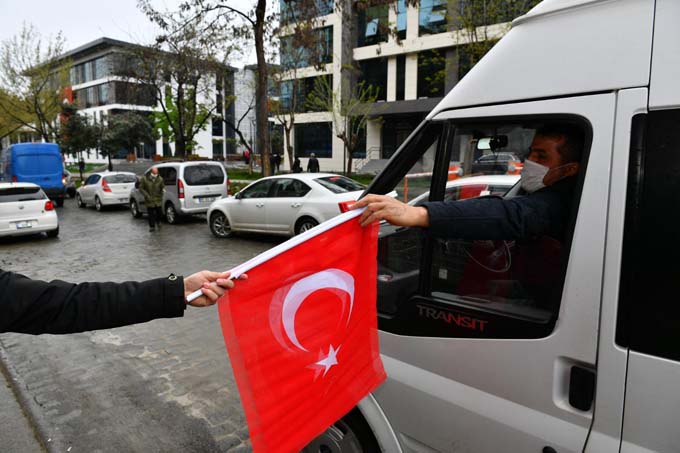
104,174 -> 137,184
0,187 -> 45,202
184,165 -> 225,185
314,176 -> 365,194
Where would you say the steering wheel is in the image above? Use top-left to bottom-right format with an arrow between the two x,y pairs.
465,240 -> 514,273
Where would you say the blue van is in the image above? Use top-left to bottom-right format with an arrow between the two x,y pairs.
0,143 -> 65,206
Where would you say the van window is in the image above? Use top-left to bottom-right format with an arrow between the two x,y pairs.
376,119 -> 588,339
158,167 -> 177,185
184,165 -> 224,186
0,186 -> 46,202
617,110 -> 680,361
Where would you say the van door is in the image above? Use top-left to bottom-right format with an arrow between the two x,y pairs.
616,107 -> 680,453
368,93 -> 615,453
182,164 -> 226,210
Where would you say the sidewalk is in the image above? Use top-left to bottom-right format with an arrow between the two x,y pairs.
0,359 -> 45,452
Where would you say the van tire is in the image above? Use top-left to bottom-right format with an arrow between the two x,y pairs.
46,227 -> 59,239
130,200 -> 142,218
302,407 -> 380,453
295,216 -> 318,235
165,203 -> 179,224
95,196 -> 104,212
76,194 -> 85,208
210,211 -> 233,238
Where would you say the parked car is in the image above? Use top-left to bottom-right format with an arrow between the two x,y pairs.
129,161 -> 229,224
408,174 -> 520,206
63,169 -> 76,198
207,173 -> 365,238
0,182 -> 59,238
470,152 -> 523,175
76,171 -> 136,211
0,143 -> 65,206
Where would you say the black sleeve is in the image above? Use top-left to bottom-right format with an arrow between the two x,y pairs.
421,190 -> 568,240
0,270 -> 186,335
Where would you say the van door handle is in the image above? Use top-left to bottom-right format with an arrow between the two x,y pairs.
568,366 -> 596,411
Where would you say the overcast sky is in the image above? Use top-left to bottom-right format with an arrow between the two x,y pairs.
0,0 -> 258,67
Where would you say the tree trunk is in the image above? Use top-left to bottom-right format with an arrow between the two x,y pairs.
347,146 -> 353,176
285,126 -> 294,172
254,0 -> 271,176
175,139 -> 186,158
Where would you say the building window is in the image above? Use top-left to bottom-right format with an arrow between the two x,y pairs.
212,117 -> 224,136
419,0 -> 448,35
417,49 -> 446,98
396,55 -> 405,101
358,58 -> 387,101
280,75 -> 332,113
212,140 -> 225,159
295,122 -> 332,158
357,2 -> 389,47
280,26 -> 333,69
396,0 -> 407,39
280,0 -> 334,24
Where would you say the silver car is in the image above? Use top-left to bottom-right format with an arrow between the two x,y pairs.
76,171 -> 137,211
129,161 -> 229,224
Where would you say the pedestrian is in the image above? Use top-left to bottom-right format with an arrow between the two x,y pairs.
243,148 -> 250,165
307,153 -> 320,173
0,269 -> 247,334
139,166 -> 164,232
274,153 -> 282,173
292,157 -> 302,173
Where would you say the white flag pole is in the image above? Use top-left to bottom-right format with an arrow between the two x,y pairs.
185,208 -> 367,303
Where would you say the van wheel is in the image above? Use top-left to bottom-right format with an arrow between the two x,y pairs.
95,196 -> 104,212
76,194 -> 85,208
210,212 -> 233,238
165,203 -> 178,224
130,200 -> 142,218
302,407 -> 380,453
295,216 -> 318,235
45,227 -> 59,239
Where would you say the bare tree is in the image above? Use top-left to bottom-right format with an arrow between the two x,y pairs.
0,24 -> 70,142
305,73 -> 380,175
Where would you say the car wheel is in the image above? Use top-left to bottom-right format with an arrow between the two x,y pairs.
165,203 -> 178,224
76,194 -> 85,208
295,216 -> 318,235
95,196 -> 103,212
301,408 -> 380,453
56,198 -> 64,208
45,227 -> 59,239
130,200 -> 142,218
210,211 -> 233,238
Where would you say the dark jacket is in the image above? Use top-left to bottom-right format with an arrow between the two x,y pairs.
307,157 -> 320,173
422,178 -> 576,241
0,270 -> 185,335
139,174 -> 165,208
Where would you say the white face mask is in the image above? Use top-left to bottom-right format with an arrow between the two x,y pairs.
150,173 -> 158,179
520,159 -> 549,193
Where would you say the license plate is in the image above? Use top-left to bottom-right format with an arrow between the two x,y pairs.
119,198 -> 127,202
15,221 -> 32,229
199,197 -> 216,203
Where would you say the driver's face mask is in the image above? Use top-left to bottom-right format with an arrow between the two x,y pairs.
520,159 -> 549,193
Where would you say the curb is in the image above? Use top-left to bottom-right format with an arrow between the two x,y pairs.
0,343 -> 50,453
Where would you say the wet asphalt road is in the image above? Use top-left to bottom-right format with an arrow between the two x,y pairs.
0,198 -> 283,452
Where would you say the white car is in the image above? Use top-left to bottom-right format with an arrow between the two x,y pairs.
0,182 -> 59,238
207,173 -> 365,238
408,174 -> 521,206
76,171 -> 137,211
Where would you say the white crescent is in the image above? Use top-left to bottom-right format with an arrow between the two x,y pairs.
281,269 -> 354,352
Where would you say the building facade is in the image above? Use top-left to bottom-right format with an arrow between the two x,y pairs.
53,38 -> 239,163
277,0 -> 538,172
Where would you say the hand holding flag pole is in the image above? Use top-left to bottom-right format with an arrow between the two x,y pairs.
185,207 -> 367,304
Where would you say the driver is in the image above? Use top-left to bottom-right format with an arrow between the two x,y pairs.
352,124 -> 584,242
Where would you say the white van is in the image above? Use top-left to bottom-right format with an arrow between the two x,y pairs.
307,1 -> 680,452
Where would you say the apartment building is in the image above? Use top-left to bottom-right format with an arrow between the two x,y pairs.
277,0 -> 537,172
54,37 -> 238,163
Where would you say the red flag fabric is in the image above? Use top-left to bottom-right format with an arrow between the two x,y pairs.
218,213 -> 386,453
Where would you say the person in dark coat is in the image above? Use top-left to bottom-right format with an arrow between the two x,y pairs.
274,153 -> 282,173
0,269 -> 246,335
139,166 -> 165,232
352,125 -> 583,242
292,157 -> 303,173
307,153 -> 320,173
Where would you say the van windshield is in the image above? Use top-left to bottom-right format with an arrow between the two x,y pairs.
0,186 -> 45,203
104,174 -> 137,184
184,165 -> 225,185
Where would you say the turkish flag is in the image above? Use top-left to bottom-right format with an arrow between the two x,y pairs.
218,212 -> 386,452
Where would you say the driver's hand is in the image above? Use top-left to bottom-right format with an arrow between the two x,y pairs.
351,195 -> 430,228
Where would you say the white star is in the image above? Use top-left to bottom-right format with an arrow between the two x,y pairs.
315,344 -> 340,377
